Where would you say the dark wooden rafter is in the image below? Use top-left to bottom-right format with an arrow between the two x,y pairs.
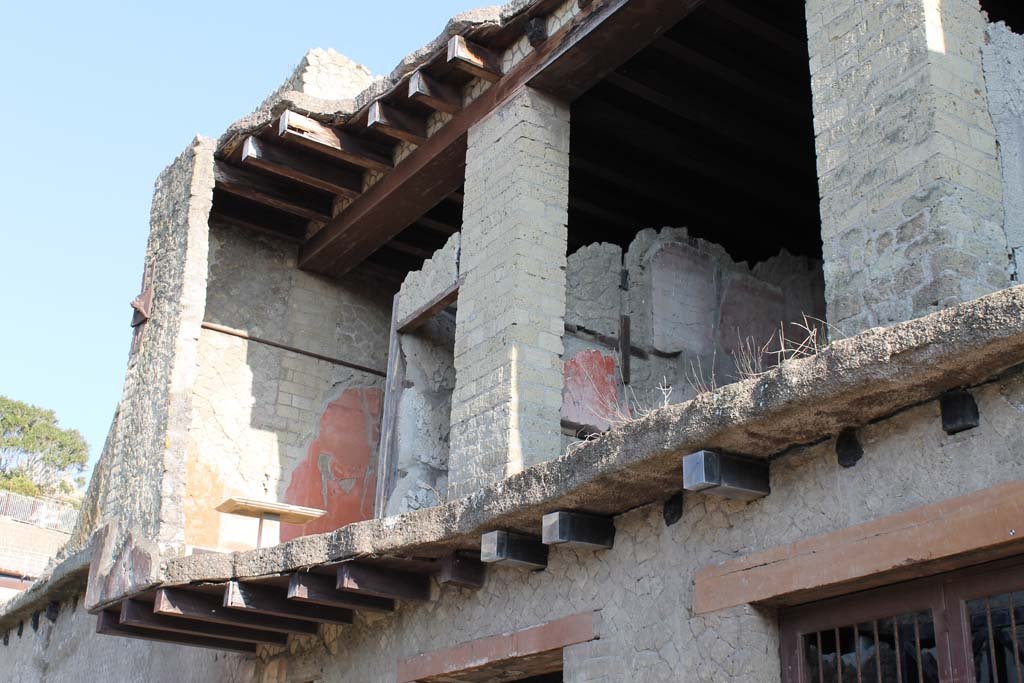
214,160 -> 332,223
602,69 -> 801,163
301,0 -> 708,276
336,563 -> 432,602
650,36 -> 803,116
368,101 -> 428,145
287,572 -> 396,612
97,610 -> 257,653
277,109 -> 393,173
446,35 -> 503,82
119,599 -> 287,645
704,0 -> 805,58
409,70 -> 463,115
240,136 -> 362,198
209,191 -> 307,244
224,581 -> 354,625
153,587 -> 318,635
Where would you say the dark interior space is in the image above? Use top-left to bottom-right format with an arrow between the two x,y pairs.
568,0 -> 822,264
982,0 -> 1024,33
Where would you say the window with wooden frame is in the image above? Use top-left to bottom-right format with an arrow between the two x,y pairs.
780,556 -> 1024,683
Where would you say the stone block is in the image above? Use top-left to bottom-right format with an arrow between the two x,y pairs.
648,242 -> 718,355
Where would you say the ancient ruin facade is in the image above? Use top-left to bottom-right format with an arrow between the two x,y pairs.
4,0 -> 1024,680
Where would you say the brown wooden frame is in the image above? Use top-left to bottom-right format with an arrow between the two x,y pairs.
779,555 -> 1024,683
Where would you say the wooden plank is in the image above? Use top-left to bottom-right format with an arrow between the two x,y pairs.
214,497 -> 325,524
336,563 -> 431,602
119,599 -> 287,644
367,101 -> 428,145
287,572 -> 395,612
214,160 -> 332,223
153,587 -> 318,635
396,279 -> 460,333
618,314 -> 631,385
224,580 -> 354,625
373,294 -> 406,518
408,70 -> 462,114
446,35 -> 502,82
277,110 -> 393,172
97,610 -> 257,653
240,136 -> 362,197
300,0 -> 706,276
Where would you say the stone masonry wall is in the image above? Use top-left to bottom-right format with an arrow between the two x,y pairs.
385,314 -> 457,516
562,230 -> 825,436
71,138 -> 216,607
183,222 -> 391,551
983,21 -> 1024,280
448,87 -> 571,499
395,232 -> 460,325
807,0 -> 1011,334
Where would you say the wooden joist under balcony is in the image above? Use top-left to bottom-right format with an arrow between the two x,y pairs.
96,555 -> 488,652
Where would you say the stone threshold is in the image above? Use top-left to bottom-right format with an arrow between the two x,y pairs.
156,284 -> 1024,588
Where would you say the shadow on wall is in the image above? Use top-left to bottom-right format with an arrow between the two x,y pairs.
184,221 -> 392,551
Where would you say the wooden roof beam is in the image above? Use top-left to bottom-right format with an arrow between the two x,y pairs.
97,610 -> 257,653
367,101 -> 428,145
287,572 -> 396,612
119,599 -> 287,645
408,70 -> 462,114
300,0 -> 707,276
278,110 -> 393,173
336,563 -> 432,603
224,580 -> 354,626
447,35 -> 502,82
241,136 -> 362,198
154,587 -> 318,635
650,37 -> 804,116
214,160 -> 332,223
704,0 -> 805,59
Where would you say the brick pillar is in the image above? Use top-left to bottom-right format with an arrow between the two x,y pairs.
448,87 -> 570,499
807,0 -> 1010,334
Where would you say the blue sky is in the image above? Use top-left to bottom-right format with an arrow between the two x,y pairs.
0,0 -> 480,478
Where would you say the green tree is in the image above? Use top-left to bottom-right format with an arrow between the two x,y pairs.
0,396 -> 89,498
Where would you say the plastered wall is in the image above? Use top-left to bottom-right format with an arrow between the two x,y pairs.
183,222 -> 391,551
11,366 -> 1015,681
562,229 -> 825,436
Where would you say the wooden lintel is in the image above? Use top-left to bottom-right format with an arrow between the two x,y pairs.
446,35 -> 502,82
240,136 -> 362,197
224,581 -> 354,625
336,563 -> 432,602
396,279 -> 460,333
300,0 -> 706,276
154,587 -> 317,635
408,70 -> 462,115
367,101 -> 428,145
119,599 -> 287,645
277,110 -> 393,173
97,610 -> 257,653
214,160 -> 331,223
287,572 -> 395,612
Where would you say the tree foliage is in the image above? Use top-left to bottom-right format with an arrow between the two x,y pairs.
0,395 -> 89,498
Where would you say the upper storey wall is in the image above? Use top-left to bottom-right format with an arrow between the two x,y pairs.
807,0 -> 1012,334
184,222 -> 391,551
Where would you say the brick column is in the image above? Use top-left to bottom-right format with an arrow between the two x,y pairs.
448,87 -> 570,499
807,0 -> 1010,334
